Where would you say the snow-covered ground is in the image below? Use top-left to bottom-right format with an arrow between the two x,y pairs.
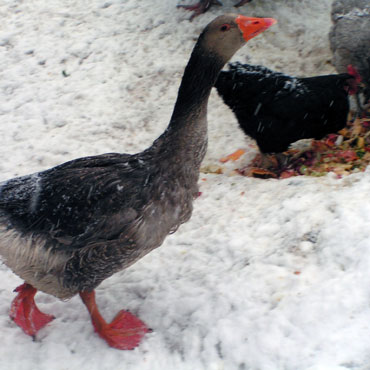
1,0 -> 370,369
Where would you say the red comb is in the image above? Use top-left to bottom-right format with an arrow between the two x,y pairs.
347,65 -> 362,83
346,65 -> 362,95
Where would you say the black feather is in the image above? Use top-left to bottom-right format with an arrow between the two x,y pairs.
215,62 -> 353,153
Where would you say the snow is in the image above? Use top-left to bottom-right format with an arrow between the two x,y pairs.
1,0 -> 370,369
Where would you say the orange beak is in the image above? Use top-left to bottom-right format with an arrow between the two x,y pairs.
236,15 -> 277,42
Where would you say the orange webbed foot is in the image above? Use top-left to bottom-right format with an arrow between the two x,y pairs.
10,283 -> 55,338
80,290 -> 150,350
95,309 -> 150,350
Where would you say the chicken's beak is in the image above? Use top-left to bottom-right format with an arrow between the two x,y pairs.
236,15 -> 277,42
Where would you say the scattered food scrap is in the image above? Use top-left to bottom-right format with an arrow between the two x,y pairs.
215,114 -> 370,179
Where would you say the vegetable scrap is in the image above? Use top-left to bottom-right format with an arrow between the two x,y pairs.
212,114 -> 370,179
278,116 -> 370,179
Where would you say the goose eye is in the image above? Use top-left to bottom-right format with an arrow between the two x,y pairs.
220,24 -> 231,32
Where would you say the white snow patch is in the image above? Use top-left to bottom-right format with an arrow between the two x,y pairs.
2,1 -> 370,369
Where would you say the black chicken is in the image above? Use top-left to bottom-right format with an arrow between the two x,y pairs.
215,62 -> 356,172
177,0 -> 251,20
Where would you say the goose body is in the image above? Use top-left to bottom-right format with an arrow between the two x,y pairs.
329,0 -> 370,107
0,149 -> 198,300
0,14 -> 276,349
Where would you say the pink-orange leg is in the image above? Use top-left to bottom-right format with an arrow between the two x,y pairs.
177,0 -> 222,20
10,283 -> 55,338
79,290 -> 150,350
